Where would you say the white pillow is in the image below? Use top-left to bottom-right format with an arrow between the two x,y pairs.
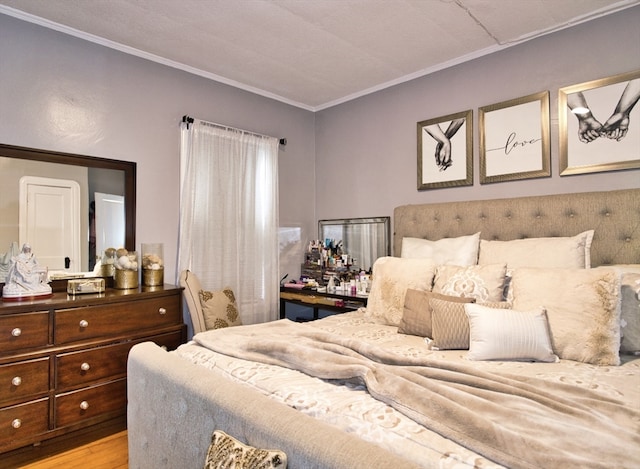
478,230 -> 594,269
465,304 -> 558,362
365,257 -> 437,326
401,232 -> 480,266
511,267 -> 621,366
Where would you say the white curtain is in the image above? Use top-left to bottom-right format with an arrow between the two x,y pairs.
178,119 -> 280,324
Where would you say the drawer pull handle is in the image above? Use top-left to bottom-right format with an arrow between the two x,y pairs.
11,376 -> 22,386
159,308 -> 167,315
81,362 -> 91,371
79,320 -> 89,328
11,419 -> 22,429
11,328 -> 22,337
80,400 -> 89,410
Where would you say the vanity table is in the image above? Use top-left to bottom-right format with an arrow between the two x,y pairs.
280,286 -> 368,320
0,284 -> 186,454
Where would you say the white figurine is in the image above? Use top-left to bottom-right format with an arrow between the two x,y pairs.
2,243 -> 52,299
0,241 -> 19,282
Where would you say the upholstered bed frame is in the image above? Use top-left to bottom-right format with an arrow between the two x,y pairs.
127,188 -> 638,469
393,189 -> 639,266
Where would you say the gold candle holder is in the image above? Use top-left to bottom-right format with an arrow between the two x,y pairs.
115,269 -> 139,289
113,249 -> 139,289
141,243 -> 164,287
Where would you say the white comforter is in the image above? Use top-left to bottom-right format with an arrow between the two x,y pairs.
174,311 -> 640,469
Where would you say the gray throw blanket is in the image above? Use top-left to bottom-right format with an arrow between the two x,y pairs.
194,320 -> 640,469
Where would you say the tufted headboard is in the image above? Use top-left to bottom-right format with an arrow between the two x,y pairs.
393,189 -> 639,267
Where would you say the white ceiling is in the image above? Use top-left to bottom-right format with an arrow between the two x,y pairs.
1,0 -> 638,111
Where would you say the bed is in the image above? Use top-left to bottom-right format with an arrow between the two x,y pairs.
127,188 -> 640,469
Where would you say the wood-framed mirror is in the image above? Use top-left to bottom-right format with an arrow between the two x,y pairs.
0,143 -> 136,289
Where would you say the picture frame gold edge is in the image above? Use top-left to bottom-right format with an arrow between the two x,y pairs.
558,69 -> 640,176
417,109 -> 473,191
479,91 -> 551,184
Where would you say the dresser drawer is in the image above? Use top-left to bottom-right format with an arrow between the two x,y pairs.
55,378 -> 127,428
0,358 -> 49,405
54,295 -> 181,344
0,312 -> 50,354
152,329 -> 186,351
56,341 -> 130,391
56,329 -> 184,391
0,398 -> 49,445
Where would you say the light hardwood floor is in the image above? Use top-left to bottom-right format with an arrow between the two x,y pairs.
2,426 -> 127,469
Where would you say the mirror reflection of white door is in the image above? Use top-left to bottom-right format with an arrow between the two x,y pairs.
19,176 -> 81,272
95,192 -> 125,256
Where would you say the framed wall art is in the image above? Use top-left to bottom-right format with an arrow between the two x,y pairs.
479,91 -> 550,184
417,109 -> 472,190
559,70 -> 640,175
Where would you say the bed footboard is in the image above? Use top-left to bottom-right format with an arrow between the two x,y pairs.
127,341 -> 420,469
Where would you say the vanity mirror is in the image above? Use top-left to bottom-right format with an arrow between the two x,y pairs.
318,217 -> 390,272
0,144 -> 136,284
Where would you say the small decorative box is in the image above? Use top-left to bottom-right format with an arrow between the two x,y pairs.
67,278 -> 106,295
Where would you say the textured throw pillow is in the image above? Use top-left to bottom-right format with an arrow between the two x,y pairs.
430,297 -> 510,350
204,430 -> 287,469
199,288 -> 242,330
465,304 -> 558,362
594,265 -> 640,353
401,232 -> 480,266
433,264 -> 507,302
398,290 -> 474,337
511,267 -> 621,365
620,271 -> 640,353
365,257 -> 437,326
478,230 -> 594,269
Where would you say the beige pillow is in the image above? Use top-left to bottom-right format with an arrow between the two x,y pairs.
478,230 -> 594,269
398,290 -> 474,337
433,264 -> 507,302
465,304 -> 558,362
199,288 -> 242,330
204,430 -> 287,469
365,257 -> 436,326
594,265 -> 640,353
401,232 -> 480,266
511,267 -> 621,365
620,271 -> 640,353
430,297 -> 510,350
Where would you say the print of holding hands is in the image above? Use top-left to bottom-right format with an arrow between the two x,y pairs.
424,118 -> 465,171
567,79 -> 640,144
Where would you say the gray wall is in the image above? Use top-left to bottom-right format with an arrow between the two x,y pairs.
315,6 -> 640,245
0,13 -> 316,284
1,7 -> 639,284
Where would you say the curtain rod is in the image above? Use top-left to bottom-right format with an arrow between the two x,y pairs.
182,115 -> 287,146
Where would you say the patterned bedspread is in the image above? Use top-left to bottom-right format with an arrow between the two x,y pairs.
174,311 -> 640,469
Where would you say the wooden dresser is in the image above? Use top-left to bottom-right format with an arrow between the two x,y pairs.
0,284 -> 186,454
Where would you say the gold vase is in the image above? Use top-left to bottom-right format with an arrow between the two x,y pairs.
143,268 -> 164,287
114,269 -> 138,289
100,264 -> 115,278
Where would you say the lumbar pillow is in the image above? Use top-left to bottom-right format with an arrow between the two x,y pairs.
429,297 -> 510,350
433,263 -> 507,302
365,257 -> 436,326
477,230 -> 594,269
401,232 -> 480,266
464,304 -> 558,362
204,430 -> 287,469
199,288 -> 242,330
511,267 -> 621,365
398,289 -> 475,338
